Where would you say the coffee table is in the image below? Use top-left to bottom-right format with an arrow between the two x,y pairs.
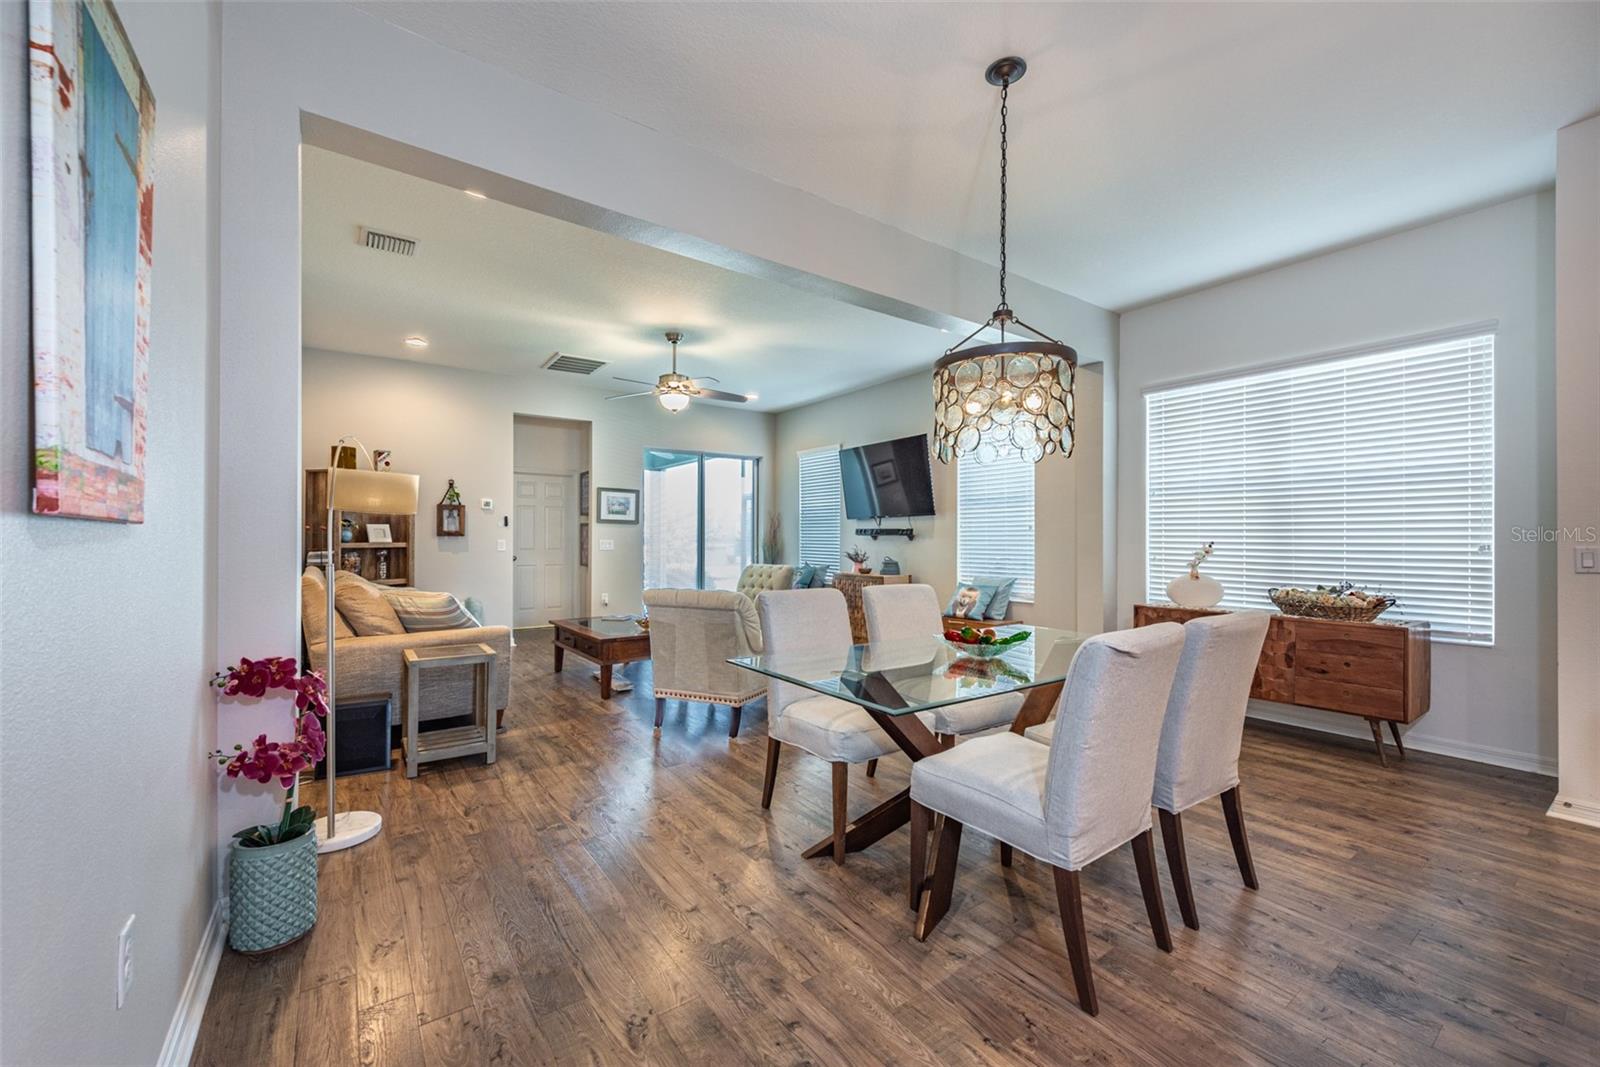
551,616 -> 651,699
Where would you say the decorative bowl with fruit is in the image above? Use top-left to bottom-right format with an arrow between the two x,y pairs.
942,625 -> 1031,659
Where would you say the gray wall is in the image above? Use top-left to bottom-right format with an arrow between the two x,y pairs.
1,2 -> 221,1063
1118,193 -> 1558,774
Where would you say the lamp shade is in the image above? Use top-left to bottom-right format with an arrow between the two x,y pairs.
326,468 -> 420,513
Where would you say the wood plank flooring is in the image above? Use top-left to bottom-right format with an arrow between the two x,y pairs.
192,639 -> 1600,1065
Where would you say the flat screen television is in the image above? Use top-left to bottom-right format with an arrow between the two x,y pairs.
840,434 -> 936,520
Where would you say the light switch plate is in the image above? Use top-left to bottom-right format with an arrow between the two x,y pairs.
1578,546 -> 1599,574
496,539 -> 507,552
598,539 -> 614,551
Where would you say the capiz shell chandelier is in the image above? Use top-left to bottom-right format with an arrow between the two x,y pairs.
933,56 -> 1076,465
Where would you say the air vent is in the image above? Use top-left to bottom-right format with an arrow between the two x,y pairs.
542,352 -> 607,375
358,227 -> 416,257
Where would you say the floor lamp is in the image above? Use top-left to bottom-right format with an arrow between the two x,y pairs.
318,440 -> 420,854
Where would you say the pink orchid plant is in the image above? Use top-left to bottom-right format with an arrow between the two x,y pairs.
209,656 -> 329,847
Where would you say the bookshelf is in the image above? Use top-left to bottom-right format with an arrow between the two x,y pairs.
303,468 -> 415,587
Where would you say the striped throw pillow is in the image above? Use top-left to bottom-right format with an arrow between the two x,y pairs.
384,591 -> 475,632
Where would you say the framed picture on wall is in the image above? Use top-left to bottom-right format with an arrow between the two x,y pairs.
595,487 -> 639,524
29,0 -> 156,522
579,522 -> 590,567
579,470 -> 591,517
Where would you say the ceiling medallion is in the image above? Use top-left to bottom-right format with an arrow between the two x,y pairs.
933,56 -> 1076,466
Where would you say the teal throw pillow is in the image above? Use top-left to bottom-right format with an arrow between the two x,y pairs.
945,579 -> 999,620
792,564 -> 817,589
982,577 -> 1018,620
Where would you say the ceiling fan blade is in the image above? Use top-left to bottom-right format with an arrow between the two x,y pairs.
695,387 -> 749,403
612,376 -> 659,386
605,390 -> 658,401
690,375 -> 721,385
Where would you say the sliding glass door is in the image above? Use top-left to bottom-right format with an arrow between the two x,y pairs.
642,450 -> 759,591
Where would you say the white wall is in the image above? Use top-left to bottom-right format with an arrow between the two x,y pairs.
773,364 -> 1106,630
1551,115 -> 1600,825
303,349 -> 776,624
1118,194 -> 1558,773
0,3 -> 221,1064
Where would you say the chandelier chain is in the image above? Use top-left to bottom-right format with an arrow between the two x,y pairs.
998,76 -> 1009,313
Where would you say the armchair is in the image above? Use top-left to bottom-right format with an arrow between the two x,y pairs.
642,588 -> 767,738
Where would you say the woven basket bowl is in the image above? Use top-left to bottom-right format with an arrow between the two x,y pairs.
1268,588 -> 1395,623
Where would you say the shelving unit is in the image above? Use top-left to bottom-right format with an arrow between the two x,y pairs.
303,468 -> 416,587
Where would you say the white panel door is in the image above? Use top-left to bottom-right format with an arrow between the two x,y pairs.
514,473 -> 574,626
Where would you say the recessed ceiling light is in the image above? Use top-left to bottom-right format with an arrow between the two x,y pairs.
745,393 -> 759,401
463,189 -> 488,200
403,335 -> 429,348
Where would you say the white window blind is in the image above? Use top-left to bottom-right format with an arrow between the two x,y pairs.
958,451 -> 1036,601
1145,331 -> 1495,643
798,446 -> 842,571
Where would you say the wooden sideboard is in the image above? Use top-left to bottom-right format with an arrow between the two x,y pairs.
832,572 -> 911,643
1133,603 -> 1431,766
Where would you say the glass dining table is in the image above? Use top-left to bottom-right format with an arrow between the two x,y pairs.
731,626 -> 1092,862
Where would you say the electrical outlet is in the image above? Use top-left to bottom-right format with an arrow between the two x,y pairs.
601,593 -> 610,607
116,915 -> 135,1009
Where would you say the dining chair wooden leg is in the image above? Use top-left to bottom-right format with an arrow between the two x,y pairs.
728,705 -> 743,739
654,697 -> 666,731
1220,785 -> 1259,890
831,762 -> 848,865
1157,808 -> 1199,930
914,816 -> 964,941
908,799 -> 930,910
999,843 -> 1014,868
1050,866 -> 1098,1016
1131,829 -> 1173,953
760,738 -> 781,810
866,759 -> 878,778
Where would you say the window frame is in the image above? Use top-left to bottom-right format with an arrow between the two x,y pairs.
641,449 -> 760,591
796,444 -> 843,573
957,448 -> 1037,604
1142,323 -> 1497,645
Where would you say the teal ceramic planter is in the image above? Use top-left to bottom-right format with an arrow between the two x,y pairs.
228,828 -> 318,953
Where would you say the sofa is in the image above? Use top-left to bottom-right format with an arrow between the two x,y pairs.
735,564 -> 794,598
301,566 -> 512,726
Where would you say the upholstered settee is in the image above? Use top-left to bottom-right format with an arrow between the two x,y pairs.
735,564 -> 794,598
641,587 -> 767,737
300,567 -> 511,726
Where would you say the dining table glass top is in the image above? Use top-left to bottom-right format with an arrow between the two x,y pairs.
731,625 -> 1093,715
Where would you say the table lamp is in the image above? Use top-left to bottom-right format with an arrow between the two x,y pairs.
318,437 -> 420,853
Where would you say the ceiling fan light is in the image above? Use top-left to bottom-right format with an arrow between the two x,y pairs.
658,392 -> 691,413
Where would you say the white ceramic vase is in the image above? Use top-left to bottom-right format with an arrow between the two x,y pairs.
1167,573 -> 1224,609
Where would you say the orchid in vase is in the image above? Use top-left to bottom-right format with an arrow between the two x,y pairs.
208,656 -> 329,848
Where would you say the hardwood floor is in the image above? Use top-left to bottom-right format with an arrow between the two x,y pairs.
193,642 -> 1600,1066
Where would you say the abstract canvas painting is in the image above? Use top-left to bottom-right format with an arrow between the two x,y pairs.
29,0 -> 154,521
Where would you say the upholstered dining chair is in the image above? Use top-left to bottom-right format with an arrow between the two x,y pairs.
755,588 -> 934,864
642,588 -> 767,738
908,623 -> 1186,1015
1025,611 -> 1270,930
861,584 -> 1026,745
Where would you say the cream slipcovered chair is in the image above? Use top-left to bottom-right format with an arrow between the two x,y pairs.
1024,612 -> 1269,929
735,564 -> 795,598
861,584 -> 1025,742
909,623 -> 1186,1016
642,588 -> 767,738
755,588 -> 935,864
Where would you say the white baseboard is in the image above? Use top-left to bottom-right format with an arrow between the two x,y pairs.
1245,704 -> 1556,776
157,897 -> 227,1067
1547,794 -> 1600,829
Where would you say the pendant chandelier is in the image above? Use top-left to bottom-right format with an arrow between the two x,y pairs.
933,56 -> 1076,465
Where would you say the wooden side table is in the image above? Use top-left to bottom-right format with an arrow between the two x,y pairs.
401,643 -> 498,778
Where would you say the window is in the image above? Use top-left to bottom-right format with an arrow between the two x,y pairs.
642,450 -> 759,591
797,446 -> 842,571
1145,331 -> 1494,643
958,450 -> 1035,601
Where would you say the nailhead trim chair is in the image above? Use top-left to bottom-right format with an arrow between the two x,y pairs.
642,588 -> 767,738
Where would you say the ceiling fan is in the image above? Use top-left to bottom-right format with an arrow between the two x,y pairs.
607,331 -> 749,413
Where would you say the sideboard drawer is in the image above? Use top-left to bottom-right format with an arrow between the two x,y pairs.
1292,674 -> 1406,720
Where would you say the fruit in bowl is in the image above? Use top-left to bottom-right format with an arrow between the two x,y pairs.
943,625 -> 1030,657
